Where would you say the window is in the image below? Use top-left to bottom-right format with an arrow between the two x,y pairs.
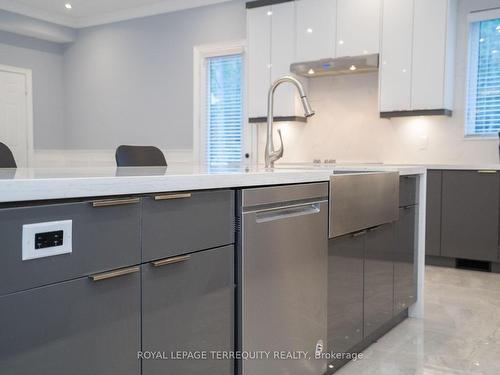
466,10 -> 500,137
205,53 -> 243,165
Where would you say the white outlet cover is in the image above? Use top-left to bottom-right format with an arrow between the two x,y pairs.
22,220 -> 73,261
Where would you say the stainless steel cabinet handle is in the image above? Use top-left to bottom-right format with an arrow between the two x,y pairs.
352,230 -> 368,238
151,255 -> 191,267
477,170 -> 497,174
154,193 -> 192,201
255,203 -> 321,223
90,266 -> 140,282
92,197 -> 140,207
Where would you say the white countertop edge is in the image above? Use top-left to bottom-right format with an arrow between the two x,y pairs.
0,165 -> 426,203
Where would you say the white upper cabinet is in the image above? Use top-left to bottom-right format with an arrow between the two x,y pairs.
379,0 -> 457,115
247,5 -> 272,119
336,0 -> 381,57
411,0 -> 456,111
247,1 -> 304,120
295,0 -> 337,62
271,2 -> 298,117
379,0 -> 414,112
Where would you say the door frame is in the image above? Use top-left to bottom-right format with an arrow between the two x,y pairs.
193,40 -> 253,165
0,64 -> 34,167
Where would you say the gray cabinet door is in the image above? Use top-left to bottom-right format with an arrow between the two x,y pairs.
426,170 -> 442,256
0,270 -> 141,375
142,190 -> 234,262
364,223 -> 395,338
142,245 -> 234,375
328,233 -> 364,354
442,171 -> 499,261
0,199 -> 141,296
399,175 -> 418,207
394,206 -> 417,314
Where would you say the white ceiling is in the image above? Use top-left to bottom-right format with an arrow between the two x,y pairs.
0,0 -> 233,28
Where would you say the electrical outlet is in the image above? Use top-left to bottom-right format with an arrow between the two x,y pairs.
22,220 -> 72,261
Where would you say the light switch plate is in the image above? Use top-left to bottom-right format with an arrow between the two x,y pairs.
22,220 -> 72,261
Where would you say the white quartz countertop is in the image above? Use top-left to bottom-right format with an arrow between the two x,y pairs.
0,164 -> 426,203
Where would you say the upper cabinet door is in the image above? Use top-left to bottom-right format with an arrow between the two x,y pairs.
247,6 -> 272,118
295,0 -> 337,62
270,1 -> 298,116
379,0 -> 414,112
336,0 -> 381,57
411,0 -> 456,110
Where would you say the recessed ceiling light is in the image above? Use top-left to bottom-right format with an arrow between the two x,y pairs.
349,65 -> 357,71
267,10 -> 273,16
65,3 -> 72,9
339,40 -> 344,45
307,28 -> 313,34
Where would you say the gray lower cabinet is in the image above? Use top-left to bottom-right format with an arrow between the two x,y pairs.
0,270 -> 141,375
142,190 -> 234,262
441,171 -> 499,261
327,233 -> 364,355
0,198 -> 141,296
394,206 -> 417,314
364,223 -> 395,338
142,245 -> 234,375
426,171 -> 442,256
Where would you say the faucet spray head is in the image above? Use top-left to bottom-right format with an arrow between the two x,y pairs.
301,95 -> 315,118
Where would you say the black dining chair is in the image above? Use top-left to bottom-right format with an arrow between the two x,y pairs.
115,145 -> 167,167
0,142 -> 17,168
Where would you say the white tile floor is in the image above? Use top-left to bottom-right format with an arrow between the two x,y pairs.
337,266 -> 500,375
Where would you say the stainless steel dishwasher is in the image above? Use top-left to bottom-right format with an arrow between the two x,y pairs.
236,183 -> 329,375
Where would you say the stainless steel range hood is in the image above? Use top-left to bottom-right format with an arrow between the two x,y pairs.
290,54 -> 379,77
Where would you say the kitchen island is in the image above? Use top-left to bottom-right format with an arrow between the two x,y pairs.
0,164 -> 426,375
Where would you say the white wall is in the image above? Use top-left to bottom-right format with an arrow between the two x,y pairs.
63,0 -> 246,151
0,31 -> 65,149
257,0 -> 500,165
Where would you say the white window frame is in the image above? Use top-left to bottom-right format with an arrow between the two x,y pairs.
465,8 -> 500,139
193,40 -> 254,165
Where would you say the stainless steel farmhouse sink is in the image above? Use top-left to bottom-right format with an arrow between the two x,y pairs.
329,171 -> 400,238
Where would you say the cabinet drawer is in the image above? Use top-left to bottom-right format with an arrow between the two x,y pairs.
142,245 -> 234,374
0,270 -> 141,375
399,175 -> 418,207
142,190 -> 234,261
0,198 -> 141,296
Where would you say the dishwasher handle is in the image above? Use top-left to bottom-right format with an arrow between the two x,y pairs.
255,202 -> 323,223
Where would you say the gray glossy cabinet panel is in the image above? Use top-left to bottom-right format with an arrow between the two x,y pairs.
328,234 -> 364,354
441,171 -> 499,261
142,245 -> 234,375
0,200 -> 141,296
364,223 -> 395,338
0,271 -> 141,375
395,206 -> 417,314
426,171 -> 442,256
399,175 -> 418,207
142,190 -> 234,262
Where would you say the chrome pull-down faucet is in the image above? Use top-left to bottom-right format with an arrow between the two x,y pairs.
265,76 -> 315,168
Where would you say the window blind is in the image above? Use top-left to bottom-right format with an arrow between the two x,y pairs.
466,17 -> 500,136
206,54 -> 243,166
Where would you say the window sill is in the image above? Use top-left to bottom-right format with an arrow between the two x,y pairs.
463,135 -> 498,141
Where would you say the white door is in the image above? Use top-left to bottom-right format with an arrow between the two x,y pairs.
0,67 -> 31,167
